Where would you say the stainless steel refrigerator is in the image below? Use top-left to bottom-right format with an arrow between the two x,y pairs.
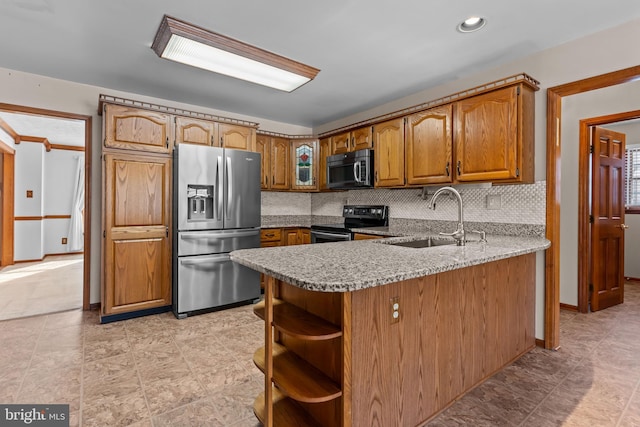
172,143 -> 261,318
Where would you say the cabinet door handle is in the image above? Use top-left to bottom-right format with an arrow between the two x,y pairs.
457,160 -> 461,175
375,170 -> 378,183
351,137 -> 355,149
211,135 -> 214,145
272,176 -> 275,185
446,162 -> 450,177
264,175 -> 268,186
220,136 -> 223,146
166,137 -> 169,149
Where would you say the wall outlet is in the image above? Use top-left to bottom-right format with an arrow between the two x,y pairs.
61,237 -> 67,244
26,190 -> 33,198
390,296 -> 400,324
486,194 -> 502,210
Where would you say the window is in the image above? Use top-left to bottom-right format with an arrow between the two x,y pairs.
626,147 -> 640,213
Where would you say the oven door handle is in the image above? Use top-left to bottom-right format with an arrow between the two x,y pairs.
311,230 -> 352,241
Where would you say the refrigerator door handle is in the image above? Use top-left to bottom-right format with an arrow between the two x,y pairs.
180,230 -> 259,240
179,255 -> 228,266
226,155 -> 233,219
216,155 -> 224,220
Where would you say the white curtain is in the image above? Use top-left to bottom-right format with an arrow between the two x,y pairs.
68,155 -> 84,251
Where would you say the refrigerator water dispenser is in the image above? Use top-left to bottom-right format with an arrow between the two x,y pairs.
186,184 -> 213,221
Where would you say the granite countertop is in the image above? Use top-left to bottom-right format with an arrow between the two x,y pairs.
230,233 -> 550,293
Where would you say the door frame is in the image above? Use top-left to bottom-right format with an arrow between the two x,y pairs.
546,65 -> 640,349
0,103 -> 92,310
0,142 -> 15,267
577,111 -> 640,312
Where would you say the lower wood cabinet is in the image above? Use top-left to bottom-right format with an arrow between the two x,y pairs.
353,233 -> 383,240
283,227 -> 310,245
102,152 -> 172,318
254,253 -> 535,426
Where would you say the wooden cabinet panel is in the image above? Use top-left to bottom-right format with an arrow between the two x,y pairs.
353,233 -> 382,240
261,228 -> 282,244
331,128 -> 372,155
352,126 -> 373,151
290,139 -> 318,191
351,254 -> 535,425
299,229 -> 310,244
271,137 -> 290,190
406,105 -> 453,185
455,85 -> 519,182
282,228 -> 310,246
103,153 -> 171,316
331,132 -> 351,155
104,104 -> 173,154
112,238 -> 165,306
256,134 -> 271,190
318,137 -> 331,191
219,123 -> 256,151
283,228 -> 300,246
373,118 -> 405,187
175,116 -> 217,146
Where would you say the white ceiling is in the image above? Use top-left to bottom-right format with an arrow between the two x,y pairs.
1,0 -> 640,129
0,111 -> 85,146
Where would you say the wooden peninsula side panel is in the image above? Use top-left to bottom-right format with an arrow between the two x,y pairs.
254,252 -> 536,426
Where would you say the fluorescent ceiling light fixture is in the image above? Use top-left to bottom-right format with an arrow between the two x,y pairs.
151,15 -> 320,92
457,16 -> 486,33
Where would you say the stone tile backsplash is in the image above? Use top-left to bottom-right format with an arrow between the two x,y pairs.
263,181 -> 546,225
261,191 -> 311,215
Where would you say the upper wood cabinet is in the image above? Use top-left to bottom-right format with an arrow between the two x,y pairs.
290,139 -> 318,191
271,137 -> 290,190
102,152 -> 171,318
258,135 -> 290,190
406,105 -> 453,186
331,126 -> 373,154
318,137 -> 331,191
454,84 -> 534,183
373,118 -> 405,187
219,123 -> 256,151
256,134 -> 271,189
103,104 -> 173,154
175,116 -> 217,146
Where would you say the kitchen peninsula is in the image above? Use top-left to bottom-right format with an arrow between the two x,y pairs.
231,233 -> 550,426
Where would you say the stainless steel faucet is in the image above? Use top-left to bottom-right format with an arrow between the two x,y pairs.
427,186 -> 465,246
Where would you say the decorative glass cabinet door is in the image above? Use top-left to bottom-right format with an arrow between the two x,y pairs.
291,139 -> 318,191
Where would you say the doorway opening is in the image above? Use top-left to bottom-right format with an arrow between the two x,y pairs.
0,103 -> 91,318
577,111 -> 640,313
546,65 -> 640,349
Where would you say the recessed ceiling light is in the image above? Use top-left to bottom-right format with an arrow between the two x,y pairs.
457,16 -> 486,33
151,15 -> 320,92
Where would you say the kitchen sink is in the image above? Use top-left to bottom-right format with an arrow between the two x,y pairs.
387,238 -> 456,248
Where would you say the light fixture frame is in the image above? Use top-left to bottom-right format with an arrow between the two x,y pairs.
457,16 -> 487,33
151,15 -> 320,90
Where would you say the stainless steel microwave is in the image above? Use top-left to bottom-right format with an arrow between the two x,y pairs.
326,149 -> 374,189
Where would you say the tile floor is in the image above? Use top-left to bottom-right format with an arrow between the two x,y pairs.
0,282 -> 638,426
0,254 -> 83,321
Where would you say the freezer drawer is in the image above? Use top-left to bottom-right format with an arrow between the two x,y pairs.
177,228 -> 260,257
176,253 -> 259,314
